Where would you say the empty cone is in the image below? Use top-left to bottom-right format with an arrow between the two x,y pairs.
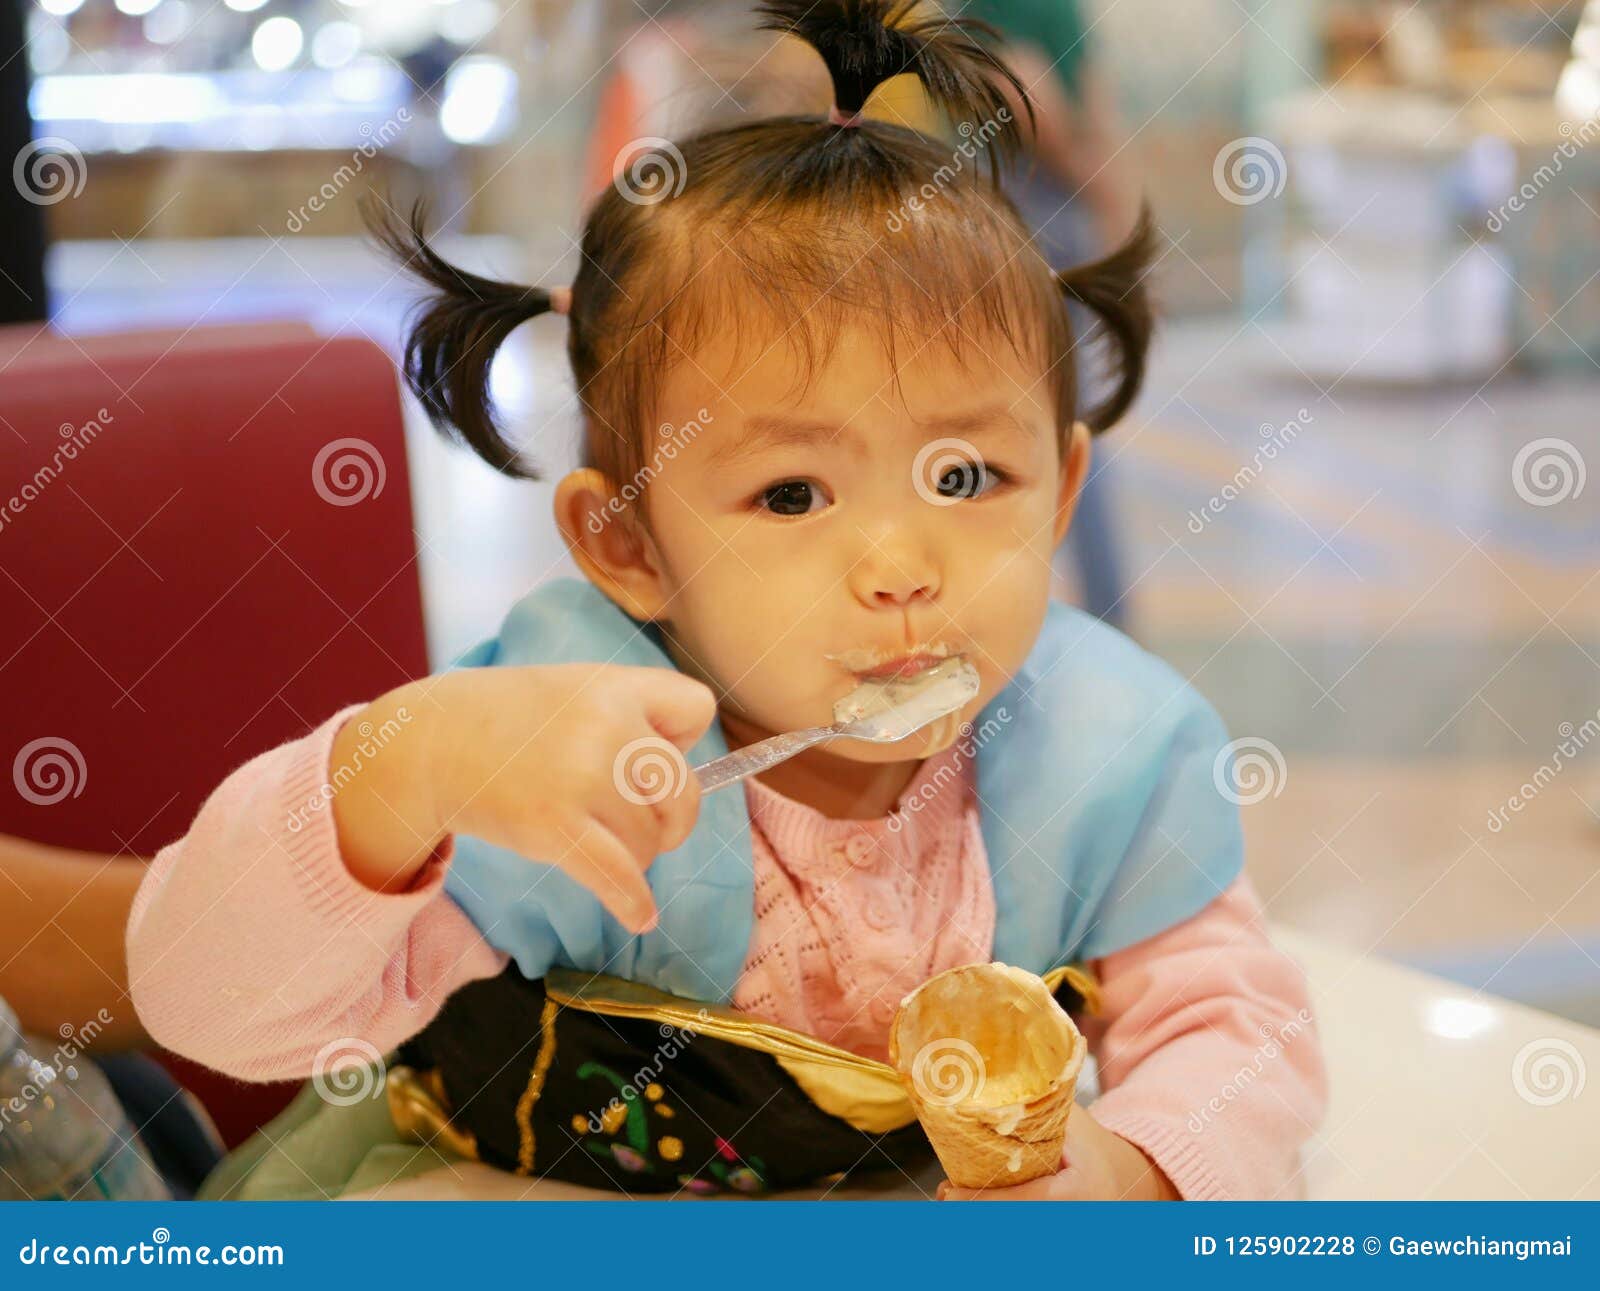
889,962 -> 1086,1190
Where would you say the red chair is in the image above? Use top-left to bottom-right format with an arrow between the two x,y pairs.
0,323 -> 430,1146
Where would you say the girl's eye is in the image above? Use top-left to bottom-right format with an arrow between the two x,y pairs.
758,480 -> 829,516
937,460 -> 1006,499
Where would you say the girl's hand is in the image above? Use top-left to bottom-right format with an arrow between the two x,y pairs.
937,1105 -> 1179,1201
331,663 -> 717,933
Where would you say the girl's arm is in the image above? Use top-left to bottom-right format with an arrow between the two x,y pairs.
1080,874 -> 1330,1200
125,704 -> 506,1083
127,663 -> 716,1084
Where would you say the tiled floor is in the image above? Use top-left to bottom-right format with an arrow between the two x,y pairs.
1100,321 -> 1600,1024
50,236 -> 1600,1026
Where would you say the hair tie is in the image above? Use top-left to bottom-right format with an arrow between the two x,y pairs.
547,286 -> 572,316
826,104 -> 862,128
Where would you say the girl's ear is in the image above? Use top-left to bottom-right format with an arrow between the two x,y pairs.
555,468 -> 673,624
1051,420 -> 1093,548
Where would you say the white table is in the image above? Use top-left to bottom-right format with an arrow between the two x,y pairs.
346,929 -> 1600,1201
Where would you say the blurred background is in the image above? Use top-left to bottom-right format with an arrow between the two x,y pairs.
4,0 -> 1598,1034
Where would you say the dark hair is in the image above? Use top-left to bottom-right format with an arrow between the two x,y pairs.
366,0 -> 1156,491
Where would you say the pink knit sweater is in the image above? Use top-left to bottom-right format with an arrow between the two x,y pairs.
127,705 -> 1327,1200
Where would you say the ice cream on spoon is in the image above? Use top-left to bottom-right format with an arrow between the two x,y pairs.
691,653 -> 980,794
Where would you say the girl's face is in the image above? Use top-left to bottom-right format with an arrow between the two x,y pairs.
575,319 -> 1086,763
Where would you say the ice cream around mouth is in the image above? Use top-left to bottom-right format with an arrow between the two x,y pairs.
830,655 -> 981,740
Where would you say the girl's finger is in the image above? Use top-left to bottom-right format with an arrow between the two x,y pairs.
652,770 -> 702,854
632,670 -> 719,750
594,798 -> 666,871
543,815 -> 658,933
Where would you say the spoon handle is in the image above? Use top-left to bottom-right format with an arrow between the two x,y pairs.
692,725 -> 839,794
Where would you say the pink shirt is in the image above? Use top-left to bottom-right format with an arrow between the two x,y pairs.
127,705 -> 1327,1200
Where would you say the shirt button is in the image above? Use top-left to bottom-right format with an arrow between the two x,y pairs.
844,835 -> 875,867
864,899 -> 897,932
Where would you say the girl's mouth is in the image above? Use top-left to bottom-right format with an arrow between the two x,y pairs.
825,642 -> 955,681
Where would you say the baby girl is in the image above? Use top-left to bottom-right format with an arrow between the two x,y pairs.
128,0 -> 1326,1200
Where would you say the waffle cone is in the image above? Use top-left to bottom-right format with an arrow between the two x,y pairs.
889,962 -> 1085,1190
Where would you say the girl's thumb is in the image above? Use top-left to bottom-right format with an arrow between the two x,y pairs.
639,669 -> 719,749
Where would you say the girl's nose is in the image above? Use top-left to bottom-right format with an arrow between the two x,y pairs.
849,530 -> 942,608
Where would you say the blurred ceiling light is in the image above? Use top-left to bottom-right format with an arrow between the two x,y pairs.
144,0 -> 190,45
252,16 -> 304,72
330,55 -> 407,104
38,0 -> 86,17
335,0 -> 374,9
114,0 -> 162,16
1422,997 -> 1498,1042
28,22 -> 69,73
1557,3 -> 1600,123
312,21 -> 363,69
439,0 -> 498,46
440,55 -> 518,145
34,72 -> 225,123
224,0 -> 269,12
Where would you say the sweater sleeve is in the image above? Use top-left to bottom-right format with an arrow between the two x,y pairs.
1080,874 -> 1329,1200
126,703 -> 507,1083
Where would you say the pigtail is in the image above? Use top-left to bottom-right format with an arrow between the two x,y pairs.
755,0 -> 1032,167
1059,204 -> 1158,432
362,195 -> 553,479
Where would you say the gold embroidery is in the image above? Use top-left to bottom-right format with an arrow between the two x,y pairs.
514,997 -> 561,1175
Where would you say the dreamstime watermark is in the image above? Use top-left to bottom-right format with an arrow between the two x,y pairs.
1212,136 -> 1287,206
312,437 -> 386,506
1485,708 -> 1599,834
1187,1008 -> 1314,1133
1212,736 -> 1287,806
911,437 -> 987,507
613,136 -> 688,206
909,1037 -> 986,1107
284,107 -> 412,232
286,708 -> 414,833
885,108 -> 1013,233
886,707 -> 1012,833
310,1037 -> 386,1107
0,408 -> 114,537
612,736 -> 690,806
1486,115 -> 1600,232
1512,437 -> 1585,507
578,1011 -> 709,1134
18,1229 -> 284,1267
586,409 -> 713,533
12,737 -> 87,807
0,1008 -> 115,1130
1510,1037 -> 1586,1107
13,136 -> 87,206
1186,408 -> 1312,533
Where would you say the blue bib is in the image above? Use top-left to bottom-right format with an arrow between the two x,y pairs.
445,578 -> 1243,1001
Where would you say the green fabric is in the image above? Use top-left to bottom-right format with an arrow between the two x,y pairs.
197,1079 -> 456,1201
959,0 -> 1091,100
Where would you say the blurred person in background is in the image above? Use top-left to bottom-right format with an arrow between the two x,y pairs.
962,0 -> 1143,630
